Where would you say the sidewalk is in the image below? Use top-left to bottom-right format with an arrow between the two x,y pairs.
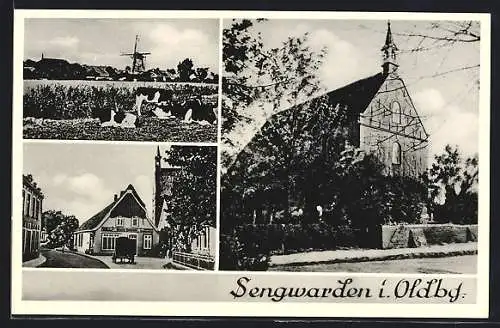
22,254 -> 46,268
269,242 -> 478,267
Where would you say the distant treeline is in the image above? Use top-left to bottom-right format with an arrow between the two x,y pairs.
23,57 -> 219,84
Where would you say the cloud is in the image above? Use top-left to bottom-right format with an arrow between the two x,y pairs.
262,24 -> 379,91
413,88 -> 478,158
48,36 -> 79,48
309,28 -> 379,90
42,173 -> 114,222
66,173 -> 108,198
138,23 -> 218,71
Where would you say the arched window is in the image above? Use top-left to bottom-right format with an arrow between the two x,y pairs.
391,101 -> 401,124
392,142 -> 401,165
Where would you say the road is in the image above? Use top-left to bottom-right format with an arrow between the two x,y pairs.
269,255 -> 477,274
39,248 -> 109,269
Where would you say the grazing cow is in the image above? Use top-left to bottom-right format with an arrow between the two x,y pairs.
143,93 -> 217,126
134,87 -> 174,117
99,109 -> 138,128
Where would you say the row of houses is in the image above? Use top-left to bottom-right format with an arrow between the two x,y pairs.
22,174 -> 44,262
23,55 -> 219,83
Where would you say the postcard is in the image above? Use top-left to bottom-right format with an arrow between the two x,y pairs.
12,9 -> 490,318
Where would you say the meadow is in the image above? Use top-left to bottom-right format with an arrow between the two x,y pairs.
22,80 -> 218,142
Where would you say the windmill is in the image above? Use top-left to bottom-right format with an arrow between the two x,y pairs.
121,35 -> 151,74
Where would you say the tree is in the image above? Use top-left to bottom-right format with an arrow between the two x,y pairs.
42,210 -> 80,248
195,67 -> 209,81
164,146 -> 217,252
222,19 -> 327,168
177,58 -> 195,82
424,145 -> 478,224
395,21 -> 480,84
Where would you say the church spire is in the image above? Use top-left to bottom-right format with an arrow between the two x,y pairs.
155,146 -> 161,168
381,21 -> 399,75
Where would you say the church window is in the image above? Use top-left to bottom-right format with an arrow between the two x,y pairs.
392,101 -> 401,124
392,142 -> 402,165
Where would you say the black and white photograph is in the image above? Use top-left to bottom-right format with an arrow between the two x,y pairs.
12,10 -> 490,318
22,18 -> 220,142
22,143 -> 217,270
220,19 -> 481,273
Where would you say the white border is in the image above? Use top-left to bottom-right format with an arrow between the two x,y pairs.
12,10 -> 491,318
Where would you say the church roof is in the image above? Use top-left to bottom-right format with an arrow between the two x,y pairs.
224,72 -> 389,178
322,72 -> 387,116
77,184 -> 147,231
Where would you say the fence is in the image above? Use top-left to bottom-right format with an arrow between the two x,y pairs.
172,251 -> 215,270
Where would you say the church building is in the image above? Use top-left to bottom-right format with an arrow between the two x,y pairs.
222,22 -> 429,226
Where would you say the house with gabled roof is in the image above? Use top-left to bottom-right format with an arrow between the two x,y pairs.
73,184 -> 159,256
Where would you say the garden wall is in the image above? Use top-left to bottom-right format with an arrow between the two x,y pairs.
382,224 -> 478,249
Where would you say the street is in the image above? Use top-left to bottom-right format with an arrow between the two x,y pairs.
269,255 -> 477,274
39,248 -> 109,269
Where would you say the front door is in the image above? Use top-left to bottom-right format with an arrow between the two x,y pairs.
128,234 -> 138,255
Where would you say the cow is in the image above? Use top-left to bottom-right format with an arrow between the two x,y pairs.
100,109 -> 137,128
135,87 -> 217,126
159,96 -> 217,126
134,87 -> 174,117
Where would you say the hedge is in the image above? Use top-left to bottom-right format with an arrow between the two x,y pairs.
219,223 -> 360,270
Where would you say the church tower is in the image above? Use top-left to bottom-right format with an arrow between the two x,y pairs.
381,21 -> 399,76
153,146 -> 162,228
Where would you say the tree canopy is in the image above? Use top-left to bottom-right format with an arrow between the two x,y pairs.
222,19 -> 327,168
42,210 -> 79,248
164,146 -> 217,252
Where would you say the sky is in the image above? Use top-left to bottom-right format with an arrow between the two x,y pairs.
23,143 -> 174,225
24,18 -> 220,72
223,19 -> 481,161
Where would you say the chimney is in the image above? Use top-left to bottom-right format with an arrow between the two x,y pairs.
114,194 -> 118,201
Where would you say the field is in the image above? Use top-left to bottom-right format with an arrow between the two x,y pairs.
23,80 -> 218,142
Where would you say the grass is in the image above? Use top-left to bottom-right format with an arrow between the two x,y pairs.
23,117 -> 217,142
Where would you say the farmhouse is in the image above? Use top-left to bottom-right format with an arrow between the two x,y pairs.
223,22 -> 429,224
22,174 -> 44,262
153,147 -> 216,259
73,184 -> 159,256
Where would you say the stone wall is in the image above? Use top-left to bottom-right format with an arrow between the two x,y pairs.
382,224 -> 478,249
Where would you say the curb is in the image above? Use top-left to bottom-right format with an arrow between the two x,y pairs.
63,250 -> 111,269
170,261 -> 194,270
269,247 -> 478,268
22,254 -> 47,268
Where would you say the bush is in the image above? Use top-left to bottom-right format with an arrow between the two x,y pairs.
219,223 -> 359,270
219,233 -> 270,271
142,243 -> 166,258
